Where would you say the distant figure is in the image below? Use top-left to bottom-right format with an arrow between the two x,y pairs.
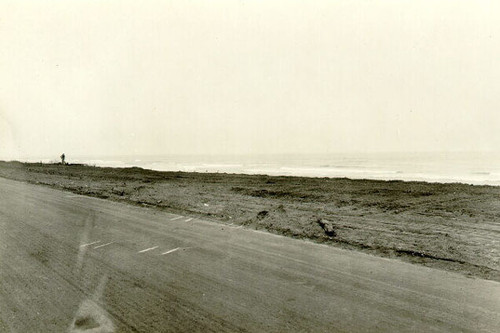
60,153 -> 66,165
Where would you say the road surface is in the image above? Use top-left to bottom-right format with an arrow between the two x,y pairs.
0,177 -> 498,332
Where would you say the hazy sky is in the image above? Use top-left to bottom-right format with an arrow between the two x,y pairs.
1,0 -> 499,159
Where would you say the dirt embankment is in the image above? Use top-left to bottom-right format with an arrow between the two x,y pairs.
0,161 -> 499,281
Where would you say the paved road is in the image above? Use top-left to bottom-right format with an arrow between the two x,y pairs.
0,177 -> 498,332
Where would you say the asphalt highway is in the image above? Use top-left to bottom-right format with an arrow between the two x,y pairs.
0,177 -> 498,332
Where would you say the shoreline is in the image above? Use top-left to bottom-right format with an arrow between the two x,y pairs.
1,160 -> 499,281
10,151 -> 500,186
6,159 -> 500,188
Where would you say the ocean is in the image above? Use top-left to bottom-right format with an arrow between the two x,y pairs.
27,152 -> 493,186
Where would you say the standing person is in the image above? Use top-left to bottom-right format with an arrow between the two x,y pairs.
60,153 -> 66,165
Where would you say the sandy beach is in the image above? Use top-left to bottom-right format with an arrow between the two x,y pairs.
0,160 -> 498,282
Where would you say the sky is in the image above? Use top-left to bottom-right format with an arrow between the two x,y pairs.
1,0 -> 499,160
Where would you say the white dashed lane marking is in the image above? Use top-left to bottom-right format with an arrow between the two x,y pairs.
161,247 -> 179,255
94,242 -> 114,249
80,241 -> 101,248
138,246 -> 158,253
170,216 -> 183,221
185,218 -> 193,222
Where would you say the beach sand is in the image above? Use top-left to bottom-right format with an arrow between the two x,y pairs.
0,161 -> 498,281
